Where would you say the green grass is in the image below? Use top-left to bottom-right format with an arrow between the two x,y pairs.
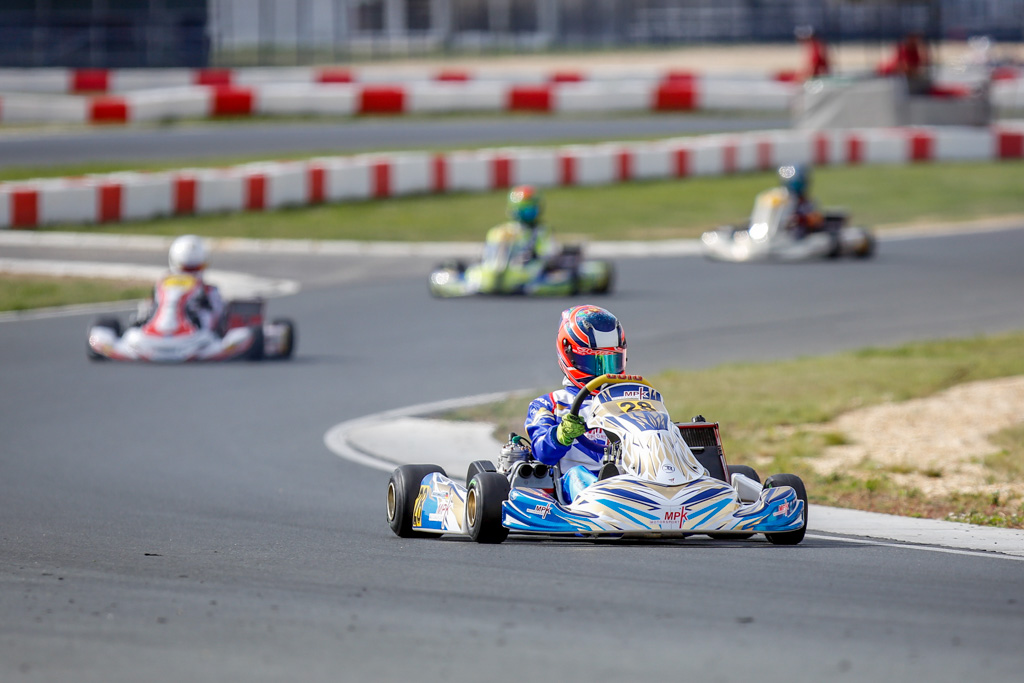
33,160 -> 1024,242
445,331 -> 1024,528
0,275 -> 150,312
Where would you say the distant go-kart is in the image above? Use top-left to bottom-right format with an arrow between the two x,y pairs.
86,273 -> 296,362
700,187 -> 875,262
386,374 -> 807,544
428,223 -> 613,297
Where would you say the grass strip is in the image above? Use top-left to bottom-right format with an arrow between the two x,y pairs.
0,275 -> 149,312
444,331 -> 1024,528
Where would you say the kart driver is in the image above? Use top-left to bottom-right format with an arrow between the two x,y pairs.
525,304 -> 627,503
778,164 -> 825,239
490,184 -> 557,271
136,234 -> 225,332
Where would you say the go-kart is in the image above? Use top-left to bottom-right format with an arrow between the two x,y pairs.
87,273 -> 296,362
428,223 -> 613,297
700,187 -> 875,262
386,374 -> 807,544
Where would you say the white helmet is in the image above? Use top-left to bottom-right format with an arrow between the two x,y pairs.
168,235 -> 208,273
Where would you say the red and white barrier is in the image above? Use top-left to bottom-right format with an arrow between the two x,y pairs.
0,78 -> 796,125
0,66 -> 800,95
1,64 -> 1017,95
3,124 -> 1023,229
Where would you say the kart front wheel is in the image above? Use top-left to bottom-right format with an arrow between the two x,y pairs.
709,464 -> 761,540
763,473 -> 808,546
465,472 -> 510,544
387,464 -> 446,538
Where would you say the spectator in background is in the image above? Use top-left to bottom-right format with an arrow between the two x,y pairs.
880,32 -> 931,93
796,25 -> 830,79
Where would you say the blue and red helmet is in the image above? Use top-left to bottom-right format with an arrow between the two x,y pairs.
507,185 -> 543,226
556,305 -> 627,388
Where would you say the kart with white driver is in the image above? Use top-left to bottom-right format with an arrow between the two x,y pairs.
428,222 -> 613,297
87,273 -> 296,362
700,187 -> 875,262
387,374 -> 807,544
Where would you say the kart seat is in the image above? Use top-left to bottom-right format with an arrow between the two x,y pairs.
598,461 -> 619,480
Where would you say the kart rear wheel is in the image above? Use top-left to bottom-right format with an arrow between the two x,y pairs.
387,464 -> 446,538
465,472 -> 510,544
727,464 -> 760,484
271,318 -> 296,359
246,325 -> 265,361
87,317 -> 122,361
763,473 -> 808,546
854,232 -> 876,259
466,460 -> 497,484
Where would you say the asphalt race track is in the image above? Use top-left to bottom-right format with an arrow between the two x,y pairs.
0,114 -> 786,168
2,224 -> 1024,682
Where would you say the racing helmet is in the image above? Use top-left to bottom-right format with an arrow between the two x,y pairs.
507,185 -> 543,226
168,234 -> 208,273
556,305 -> 627,389
778,164 -> 810,197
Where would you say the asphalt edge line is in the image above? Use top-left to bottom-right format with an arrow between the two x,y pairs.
323,389 -> 531,474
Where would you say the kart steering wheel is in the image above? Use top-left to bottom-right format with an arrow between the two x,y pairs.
568,373 -> 652,417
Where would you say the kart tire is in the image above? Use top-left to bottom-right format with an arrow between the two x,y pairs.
466,460 -> 497,484
728,464 -> 760,484
854,232 -> 876,259
272,318 -> 296,359
763,473 -> 808,546
826,232 -> 842,259
595,261 -> 615,295
87,317 -> 121,361
246,325 -> 265,361
709,464 -> 761,540
466,471 -> 510,544
387,464 -> 446,538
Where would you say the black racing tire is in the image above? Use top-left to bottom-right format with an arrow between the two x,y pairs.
246,325 -> 265,361
87,317 -> 122,361
728,464 -> 760,484
271,318 -> 296,359
466,460 -> 497,484
595,261 -> 615,295
826,232 -> 842,259
386,464 -> 446,538
763,473 -> 808,546
95,317 -> 122,337
854,232 -> 876,259
465,472 -> 510,544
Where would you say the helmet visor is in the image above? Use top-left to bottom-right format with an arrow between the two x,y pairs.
572,348 -> 625,377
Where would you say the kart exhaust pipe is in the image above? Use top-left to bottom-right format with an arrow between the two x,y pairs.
518,463 -> 549,479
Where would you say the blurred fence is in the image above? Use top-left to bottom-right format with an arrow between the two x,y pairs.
3,0 -> 1024,68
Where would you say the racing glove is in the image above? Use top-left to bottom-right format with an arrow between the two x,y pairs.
556,413 -> 587,446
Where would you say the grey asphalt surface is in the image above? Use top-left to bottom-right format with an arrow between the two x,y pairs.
2,227 -> 1024,682
0,114 -> 785,169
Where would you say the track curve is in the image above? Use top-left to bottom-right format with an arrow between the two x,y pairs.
2,229 -> 1024,682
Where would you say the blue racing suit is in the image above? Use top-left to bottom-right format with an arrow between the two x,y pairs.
525,381 -> 608,503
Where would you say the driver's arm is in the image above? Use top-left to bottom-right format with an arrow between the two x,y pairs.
525,398 -> 572,466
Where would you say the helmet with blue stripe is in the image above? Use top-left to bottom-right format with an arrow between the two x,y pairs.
556,305 -> 627,389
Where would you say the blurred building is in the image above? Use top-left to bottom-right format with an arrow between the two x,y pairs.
3,1 -> 1024,67
0,0 -> 209,67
